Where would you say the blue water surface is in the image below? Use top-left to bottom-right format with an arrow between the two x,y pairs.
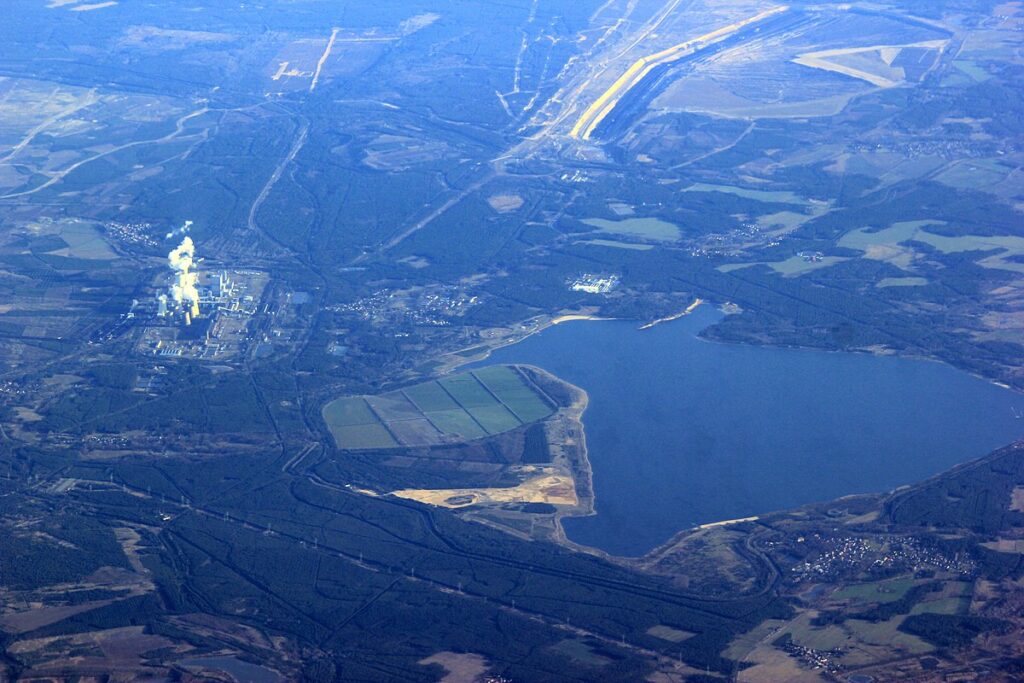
478,306 -> 1024,556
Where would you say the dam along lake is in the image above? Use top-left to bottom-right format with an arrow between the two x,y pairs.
477,306 -> 1024,557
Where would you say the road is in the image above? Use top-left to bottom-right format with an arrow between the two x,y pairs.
0,106 -> 210,200
246,119 -> 308,248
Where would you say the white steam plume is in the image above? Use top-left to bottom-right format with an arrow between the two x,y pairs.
166,220 -> 193,240
167,236 -> 200,307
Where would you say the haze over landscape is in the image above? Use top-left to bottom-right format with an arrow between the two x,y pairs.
0,0 -> 1022,681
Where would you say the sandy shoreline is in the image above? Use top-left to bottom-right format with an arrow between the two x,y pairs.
528,368 -> 604,557
550,313 -> 614,325
638,297 -> 704,330
442,297 -> 705,376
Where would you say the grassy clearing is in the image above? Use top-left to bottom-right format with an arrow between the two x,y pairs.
839,220 -> 1024,274
330,422 -> 398,449
768,255 -> 848,276
792,623 -> 851,651
911,597 -> 969,615
439,374 -> 497,409
756,210 -> 817,232
582,217 -> 681,242
56,222 -> 118,259
578,239 -> 653,251
835,577 -> 915,604
935,159 -> 1014,191
466,403 -> 521,434
723,619 -> 788,660
473,366 -> 552,423
472,366 -> 527,395
647,625 -> 695,642
28,219 -> 117,260
548,639 -> 612,667
404,382 -> 459,412
424,408 -> 488,440
718,263 -> 756,273
786,611 -> 932,656
322,397 -> 377,426
718,255 -> 848,276
877,276 -> 928,287
953,59 -> 990,81
846,617 -> 933,654
387,418 -> 442,445
683,182 -> 804,205
366,393 -> 421,421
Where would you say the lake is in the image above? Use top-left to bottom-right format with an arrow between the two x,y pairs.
477,306 -> 1024,556
180,656 -> 282,683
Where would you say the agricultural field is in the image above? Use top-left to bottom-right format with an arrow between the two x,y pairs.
683,183 -> 806,205
834,576 -> 916,604
22,218 -> 118,260
322,365 -> 554,449
877,277 -> 928,288
577,238 -> 654,251
581,217 -> 682,242
719,255 -> 848,277
838,221 -> 1024,274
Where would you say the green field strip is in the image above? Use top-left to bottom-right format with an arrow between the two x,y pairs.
511,366 -> 559,407
910,597 -> 970,616
465,403 -> 521,435
322,397 -> 379,426
387,418 -> 443,446
437,374 -> 505,435
835,577 -> 915,604
473,366 -> 554,424
325,367 -> 550,448
330,422 -> 399,449
403,382 -> 460,412
471,365 -> 523,392
367,391 -> 422,421
439,373 -> 502,409
424,408 -> 488,440
501,395 -> 554,424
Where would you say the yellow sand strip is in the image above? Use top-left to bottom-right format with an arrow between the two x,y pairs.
391,474 -> 578,508
551,314 -> 612,325
639,298 -> 703,330
697,515 -> 758,530
570,7 -> 788,140
310,28 -> 340,93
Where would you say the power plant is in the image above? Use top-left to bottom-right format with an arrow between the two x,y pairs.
138,227 -> 270,360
